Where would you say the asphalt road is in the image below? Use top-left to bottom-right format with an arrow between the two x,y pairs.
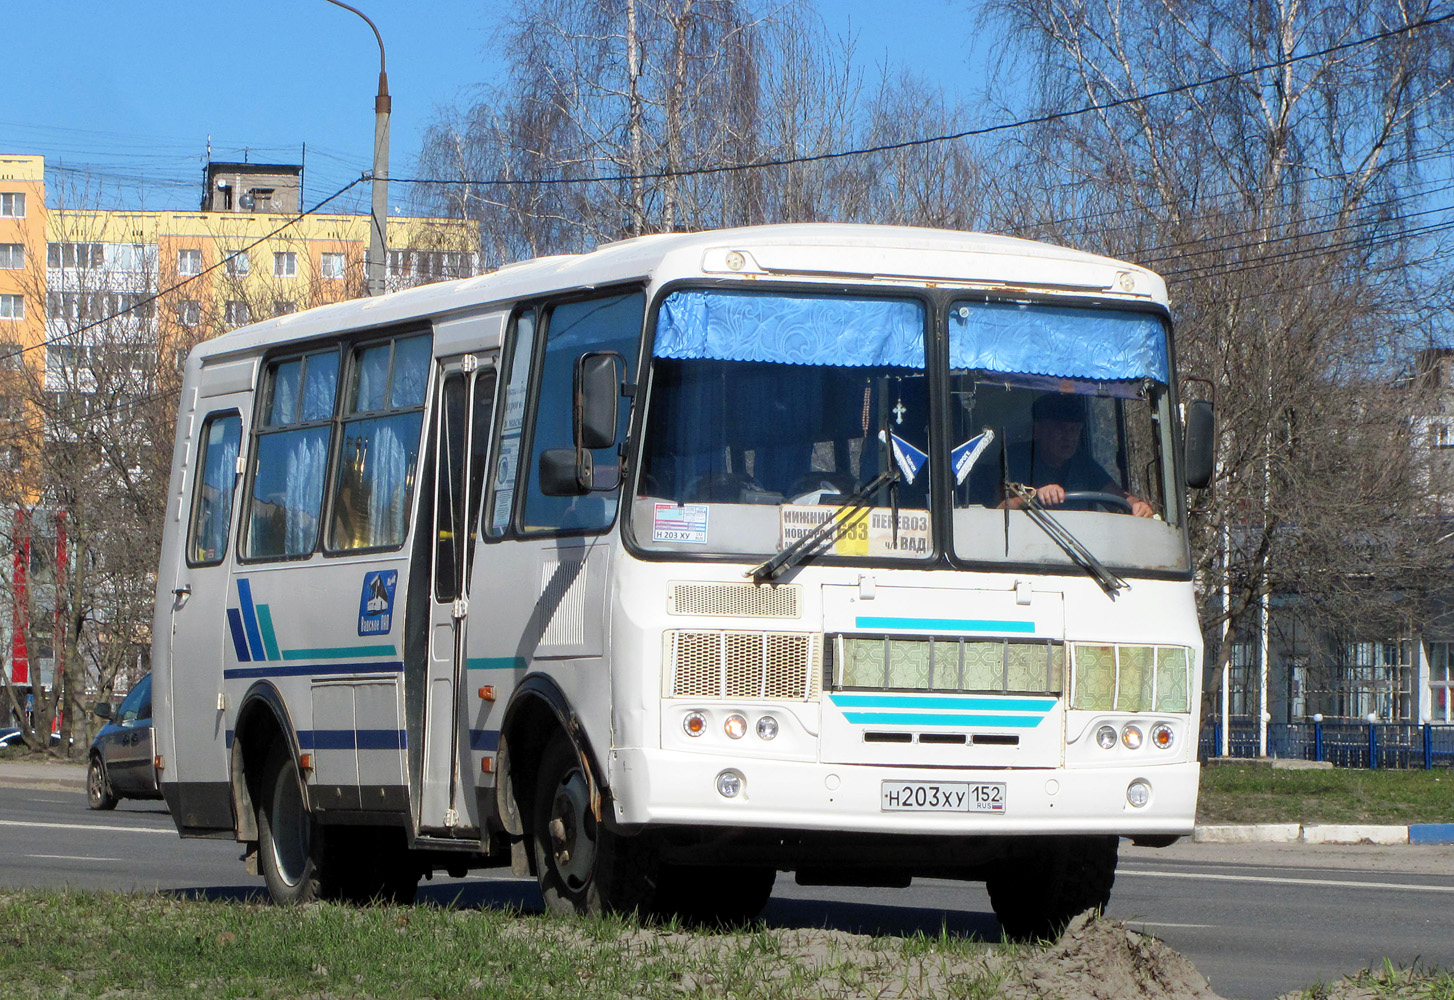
3,781 -> 1452,999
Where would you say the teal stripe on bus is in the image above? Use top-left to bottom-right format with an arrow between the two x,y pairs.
830,694 -> 1057,713
842,711 -> 1047,728
281,645 -> 399,661
854,616 -> 1036,633
466,657 -> 528,671
256,605 -> 282,662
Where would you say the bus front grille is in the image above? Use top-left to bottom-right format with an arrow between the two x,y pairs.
666,630 -> 822,701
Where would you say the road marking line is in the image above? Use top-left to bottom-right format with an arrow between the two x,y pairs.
1123,868 -> 1454,893
0,819 -> 173,835
30,854 -> 123,862
1125,921 -> 1218,929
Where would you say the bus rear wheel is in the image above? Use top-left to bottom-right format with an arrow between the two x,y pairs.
985,835 -> 1118,942
531,736 -> 657,918
258,747 -> 322,905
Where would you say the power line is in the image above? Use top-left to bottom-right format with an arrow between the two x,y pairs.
389,11 -> 1454,190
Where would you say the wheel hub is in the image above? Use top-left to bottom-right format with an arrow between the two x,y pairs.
548,766 -> 595,891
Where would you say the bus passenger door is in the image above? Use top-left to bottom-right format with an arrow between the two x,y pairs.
418,356 -> 497,834
165,381 -> 252,833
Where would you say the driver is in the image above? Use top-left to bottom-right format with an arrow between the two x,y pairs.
998,393 -> 1154,517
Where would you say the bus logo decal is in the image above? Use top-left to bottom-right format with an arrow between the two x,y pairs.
358,571 -> 398,637
228,578 -> 282,663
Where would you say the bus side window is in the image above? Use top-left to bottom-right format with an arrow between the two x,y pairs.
522,291 -> 644,533
329,333 -> 430,551
244,349 -> 339,559
485,311 -> 535,537
187,412 -> 242,565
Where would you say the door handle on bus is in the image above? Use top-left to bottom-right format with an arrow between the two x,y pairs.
171,584 -> 191,607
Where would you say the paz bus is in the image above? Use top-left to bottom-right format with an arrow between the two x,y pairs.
152,224 -> 1214,937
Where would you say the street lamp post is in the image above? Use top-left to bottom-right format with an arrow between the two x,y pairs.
323,0 -> 390,297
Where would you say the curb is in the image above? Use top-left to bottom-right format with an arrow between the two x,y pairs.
1192,823 -> 1454,846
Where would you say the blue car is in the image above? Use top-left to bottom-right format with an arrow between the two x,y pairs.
88,674 -> 163,810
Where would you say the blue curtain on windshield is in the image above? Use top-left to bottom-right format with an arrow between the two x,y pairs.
655,290 -> 925,367
949,302 -> 1168,382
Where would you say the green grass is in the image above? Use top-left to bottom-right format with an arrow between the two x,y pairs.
0,890 -> 1008,1000
1197,764 -> 1454,825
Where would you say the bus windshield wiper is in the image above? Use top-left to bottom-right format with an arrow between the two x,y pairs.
1005,482 -> 1129,599
749,470 -> 898,582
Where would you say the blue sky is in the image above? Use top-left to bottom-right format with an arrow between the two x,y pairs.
4,0 -> 982,217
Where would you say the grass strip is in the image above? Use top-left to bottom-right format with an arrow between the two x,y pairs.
1198,765 -> 1454,825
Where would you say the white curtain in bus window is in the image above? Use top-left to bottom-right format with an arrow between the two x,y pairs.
329,333 -> 429,550
522,292 -> 644,533
246,350 -> 339,559
187,412 -> 241,564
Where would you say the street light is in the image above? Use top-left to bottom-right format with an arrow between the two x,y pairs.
323,0 -> 390,297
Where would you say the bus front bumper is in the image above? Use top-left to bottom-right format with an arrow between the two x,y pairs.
607,748 -> 1198,838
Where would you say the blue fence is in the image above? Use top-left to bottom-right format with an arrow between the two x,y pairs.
1199,720 -> 1454,769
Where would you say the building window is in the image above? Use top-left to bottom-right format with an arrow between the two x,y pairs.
0,294 -> 23,320
224,301 -> 251,327
177,300 -> 201,327
0,193 -> 24,218
0,244 -> 23,269
272,300 -> 296,317
0,342 -> 23,370
387,249 -> 473,280
1430,642 -> 1454,724
273,251 -> 297,278
320,252 -> 346,279
248,189 -> 274,212
46,243 -> 103,269
177,248 -> 202,276
108,244 -> 153,272
225,251 -> 250,277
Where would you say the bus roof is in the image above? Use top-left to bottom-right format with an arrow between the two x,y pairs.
189,223 -> 1169,365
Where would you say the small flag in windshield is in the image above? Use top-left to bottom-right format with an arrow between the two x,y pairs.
879,430 -> 927,484
952,429 -> 995,484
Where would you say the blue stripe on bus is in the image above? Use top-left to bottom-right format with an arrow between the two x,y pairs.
294,729 -> 408,750
236,578 -> 268,661
470,729 -> 501,752
830,694 -> 1056,713
841,711 -> 1047,728
222,661 -> 404,680
226,609 -> 252,663
854,616 -> 1036,633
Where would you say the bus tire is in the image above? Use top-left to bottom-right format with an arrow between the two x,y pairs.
653,864 -> 774,926
985,835 -> 1118,942
87,754 -> 118,811
532,736 -> 657,917
257,746 -> 322,905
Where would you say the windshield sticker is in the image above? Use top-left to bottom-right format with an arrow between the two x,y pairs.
780,506 -> 930,557
653,502 -> 709,543
878,430 -> 927,484
358,570 -> 398,636
952,429 -> 995,484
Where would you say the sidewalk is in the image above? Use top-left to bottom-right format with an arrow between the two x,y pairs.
0,757 -> 85,791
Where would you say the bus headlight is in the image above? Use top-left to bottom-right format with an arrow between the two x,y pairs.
1121,724 -> 1143,750
1151,723 -> 1174,749
716,770 -> 744,798
756,716 -> 779,740
683,712 -> 707,737
1095,725 -> 1118,750
723,714 -> 747,740
1127,779 -> 1152,808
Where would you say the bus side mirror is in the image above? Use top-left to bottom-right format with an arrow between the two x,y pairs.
1184,399 -> 1215,489
539,448 -> 591,496
576,352 -> 622,450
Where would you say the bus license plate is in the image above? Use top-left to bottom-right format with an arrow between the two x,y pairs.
881,781 -> 1006,813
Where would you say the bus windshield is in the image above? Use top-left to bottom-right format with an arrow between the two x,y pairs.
631,289 -> 1187,575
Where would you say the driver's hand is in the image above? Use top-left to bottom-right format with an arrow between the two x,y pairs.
1129,496 -> 1154,518
1035,484 -> 1066,506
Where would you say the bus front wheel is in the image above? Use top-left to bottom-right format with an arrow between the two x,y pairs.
985,835 -> 1118,941
258,746 -> 322,904
532,736 -> 657,917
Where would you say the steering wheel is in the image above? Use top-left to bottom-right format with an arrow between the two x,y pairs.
1058,491 -> 1134,514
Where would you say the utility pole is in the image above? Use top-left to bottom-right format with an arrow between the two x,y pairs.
324,1 -> 390,297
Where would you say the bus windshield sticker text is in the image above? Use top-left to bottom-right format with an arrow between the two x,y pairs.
653,503 -> 709,543
358,570 -> 398,636
780,505 -> 931,556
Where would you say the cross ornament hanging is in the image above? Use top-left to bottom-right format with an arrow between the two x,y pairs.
893,400 -> 906,424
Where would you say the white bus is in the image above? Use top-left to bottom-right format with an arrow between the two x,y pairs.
153,224 -> 1214,938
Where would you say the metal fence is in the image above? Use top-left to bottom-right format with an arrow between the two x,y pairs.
1199,720 -> 1454,769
